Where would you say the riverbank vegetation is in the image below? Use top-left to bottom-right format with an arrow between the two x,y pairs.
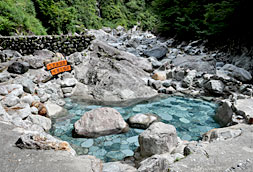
0,0 -> 251,45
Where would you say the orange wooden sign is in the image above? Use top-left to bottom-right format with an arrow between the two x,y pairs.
50,65 -> 71,76
46,60 -> 67,70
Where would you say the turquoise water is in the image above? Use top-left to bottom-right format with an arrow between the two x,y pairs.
50,96 -> 219,162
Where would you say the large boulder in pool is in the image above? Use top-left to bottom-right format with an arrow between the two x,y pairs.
73,40 -> 157,103
74,107 -> 129,138
139,122 -> 178,157
127,113 -> 160,129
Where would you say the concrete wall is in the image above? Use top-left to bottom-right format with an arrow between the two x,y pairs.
0,34 -> 94,56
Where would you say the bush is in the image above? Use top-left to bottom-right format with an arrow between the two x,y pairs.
0,0 -> 46,35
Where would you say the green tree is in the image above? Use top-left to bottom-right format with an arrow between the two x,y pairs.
0,0 -> 46,35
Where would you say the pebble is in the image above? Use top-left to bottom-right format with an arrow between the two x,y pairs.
126,136 -> 138,143
121,149 -> 134,156
179,118 -> 190,124
81,139 -> 94,148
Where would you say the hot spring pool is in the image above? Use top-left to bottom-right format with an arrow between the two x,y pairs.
50,96 -> 219,162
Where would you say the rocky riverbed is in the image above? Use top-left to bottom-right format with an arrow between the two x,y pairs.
0,26 -> 253,172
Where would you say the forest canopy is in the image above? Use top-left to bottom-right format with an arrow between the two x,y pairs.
0,0 -> 251,44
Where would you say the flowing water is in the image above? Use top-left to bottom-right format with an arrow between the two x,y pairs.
50,96 -> 219,162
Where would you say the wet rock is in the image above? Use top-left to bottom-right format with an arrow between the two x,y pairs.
103,162 -> 137,172
214,100 -> 233,127
127,113 -> 159,129
233,98 -> 253,124
220,64 -> 252,82
139,122 -> 178,157
27,115 -> 51,131
144,46 -> 168,60
7,62 -> 29,74
204,80 -> 224,95
74,107 -> 129,138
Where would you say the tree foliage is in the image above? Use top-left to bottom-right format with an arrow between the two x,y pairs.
0,0 -> 252,45
0,0 -> 46,35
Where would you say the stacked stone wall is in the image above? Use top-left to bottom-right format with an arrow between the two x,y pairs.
0,34 -> 94,55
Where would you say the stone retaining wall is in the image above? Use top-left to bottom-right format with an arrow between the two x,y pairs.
0,34 -> 94,56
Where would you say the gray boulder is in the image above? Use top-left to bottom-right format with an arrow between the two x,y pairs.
0,103 -> 12,121
172,55 -> 216,74
15,132 -> 76,155
220,64 -> 252,82
27,115 -> 52,131
73,40 -> 157,102
1,122 -> 103,172
7,62 -> 29,74
20,94 -> 36,106
33,49 -> 54,58
61,78 -> 77,87
214,100 -> 233,127
0,86 -> 8,95
138,153 -> 183,172
233,98 -> 253,124
24,55 -> 45,69
204,80 -> 224,95
182,70 -> 197,88
127,113 -> 159,129
139,122 -> 178,157
5,84 -> 24,97
202,125 -> 242,142
12,103 -> 32,119
15,77 -> 35,94
2,95 -> 20,107
143,46 -> 168,60
66,52 -> 83,65
45,101 -> 65,118
0,73 -> 11,83
0,50 -> 22,62
231,55 -> 253,76
74,107 -> 129,138
30,68 -> 53,83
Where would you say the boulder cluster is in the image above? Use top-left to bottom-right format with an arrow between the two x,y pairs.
1,26 -> 253,171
